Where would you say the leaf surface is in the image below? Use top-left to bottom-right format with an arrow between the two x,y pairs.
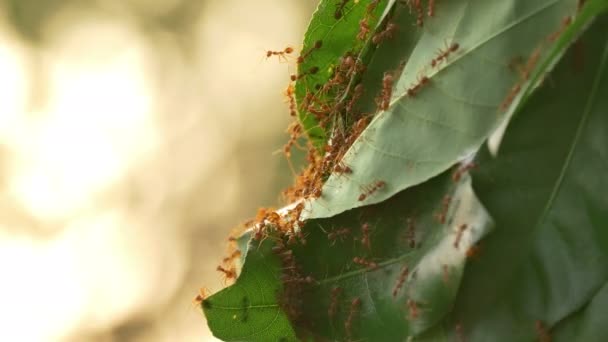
202,239 -> 298,342
424,12 -> 608,341
306,0 -> 579,219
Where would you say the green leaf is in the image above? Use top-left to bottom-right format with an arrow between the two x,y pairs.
428,13 -> 608,342
202,238 -> 298,342
305,0 -> 579,219
553,281 -> 608,342
288,173 -> 492,340
294,0 -> 390,147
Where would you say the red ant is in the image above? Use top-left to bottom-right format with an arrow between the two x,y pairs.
333,162 -> 353,175
297,40 -> 322,64
298,66 -> 320,80
441,264 -> 450,284
334,0 -> 350,19
392,264 -> 409,297
358,180 -> 386,201
283,275 -> 318,285
452,162 -> 477,182
328,287 -> 343,318
431,42 -> 459,67
284,83 -> 297,117
406,299 -> 419,320
406,218 -> 416,248
435,195 -> 451,224
428,0 -> 436,17
353,257 -> 378,270
535,320 -> 551,342
372,22 -> 398,45
252,224 -> 268,242
547,16 -> 572,43
453,224 -> 468,249
578,0 -> 587,12
193,287 -> 210,309
466,243 -> 481,259
521,47 -> 541,80
345,297 -> 362,339
266,46 -> 294,62
222,250 -> 241,264
327,227 -> 351,244
416,7 -> 424,27
406,75 -> 430,97
360,222 -> 372,250
455,322 -> 466,342
376,72 -> 394,110
366,0 -> 380,13
358,17 -> 370,41
347,83 -> 365,113
500,83 -> 522,111
217,265 -> 237,282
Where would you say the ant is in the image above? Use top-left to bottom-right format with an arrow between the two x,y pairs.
284,83 -> 297,117
222,250 -> 242,264
535,320 -> 551,342
441,264 -> 450,284
366,0 -> 380,13
360,222 -> 372,250
297,40 -> 322,64
435,194 -> 451,224
376,72 -> 394,110
500,83 -> 522,111
358,180 -> 386,201
453,223 -> 468,249
431,42 -> 460,67
522,47 -> 542,80
406,75 -> 430,97
466,243 -> 481,259
406,218 -> 416,248
327,227 -> 351,244
333,161 -> 353,175
193,287 -> 210,307
328,287 -> 343,318
347,83 -> 365,113
372,22 -> 398,45
216,265 -> 237,282
455,322 -> 466,342
296,66 -> 320,80
392,264 -> 409,297
266,46 -> 294,62
452,162 -> 477,182
548,16 -> 572,43
353,256 -> 378,270
334,0 -> 350,19
416,6 -> 424,27
407,299 -> 419,320
345,297 -> 362,339
428,0 -> 436,17
283,275 -> 318,285
358,17 -> 370,41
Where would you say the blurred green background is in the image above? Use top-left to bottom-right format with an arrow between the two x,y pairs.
0,0 -> 314,340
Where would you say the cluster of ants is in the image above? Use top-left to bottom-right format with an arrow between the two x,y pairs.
201,0 -> 576,340
501,15 -> 573,111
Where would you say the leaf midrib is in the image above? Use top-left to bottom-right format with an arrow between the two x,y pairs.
532,39 -> 608,236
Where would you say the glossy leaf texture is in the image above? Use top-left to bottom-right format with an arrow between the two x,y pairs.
292,174 -> 492,341
306,0 -> 579,219
294,0 -> 389,147
202,238 -> 298,342
422,12 -> 608,342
